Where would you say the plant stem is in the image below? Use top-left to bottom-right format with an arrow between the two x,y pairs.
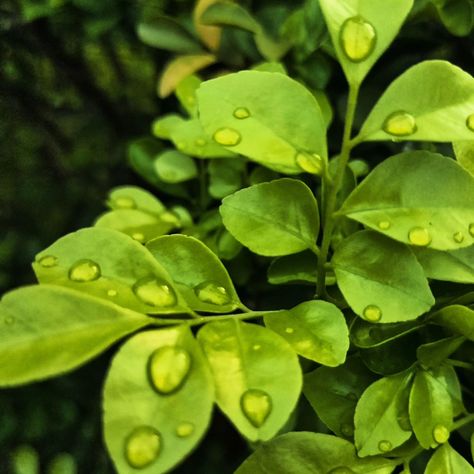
452,413 -> 474,430
447,359 -> 474,371
316,83 -> 360,298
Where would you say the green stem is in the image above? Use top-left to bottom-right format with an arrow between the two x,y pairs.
316,83 -> 360,298
447,359 -> 474,371
452,413 -> 474,431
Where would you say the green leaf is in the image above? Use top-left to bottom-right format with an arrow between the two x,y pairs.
197,319 -> 302,441
319,0 -> 413,85
33,228 -> 188,315
146,234 -> 241,313
358,61 -> 474,142
197,71 -> 327,174
154,150 -> 198,183
424,443 -> 474,474
267,251 -> 318,285
220,178 -> 320,256
152,114 -> 186,140
417,336 -> 465,369
104,326 -> 214,474
453,140 -> 474,176
332,230 -> 434,323
433,0 -> 474,36
304,357 -> 376,438
264,300 -> 349,366
341,151 -> 474,251
432,305 -> 474,340
0,285 -> 151,386
175,73 -> 202,116
234,432 -> 396,474
409,369 -> 453,449
354,372 -> 413,457
106,186 -> 166,215
208,159 -> 245,199
430,364 -> 465,418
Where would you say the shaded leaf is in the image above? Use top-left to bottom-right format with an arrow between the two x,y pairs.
432,305 -> 474,340
154,150 -> 198,183
424,443 -> 474,473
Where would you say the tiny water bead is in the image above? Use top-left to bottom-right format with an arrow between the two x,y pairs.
38,255 -> 58,268
363,305 -> 382,322
175,422 -> 195,438
114,196 -> 136,209
213,127 -> 241,147
340,423 -> 354,437
295,151 -> 323,175
453,232 -> 464,244
328,467 -> 355,474
240,389 -> 272,428
133,277 -> 177,308
408,227 -> 432,247
233,107 -> 250,119
285,327 -> 295,334
383,111 -> 417,137
132,232 -> 146,243
194,281 -> 231,306
339,16 -> 377,63
107,289 -> 118,297
377,220 -> 391,230
68,259 -> 101,282
195,138 -> 207,147
432,424 -> 450,444
148,346 -> 192,395
466,113 -> 474,131
124,426 -> 161,469
378,440 -> 392,453
470,223 -> 474,237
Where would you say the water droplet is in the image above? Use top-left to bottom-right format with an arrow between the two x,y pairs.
194,281 -> 231,306
132,232 -> 145,243
328,467 -> 355,474
363,305 -> 382,322
377,220 -> 391,230
240,389 -> 272,428
133,277 -> 177,308
160,211 -> 180,225
285,327 -> 295,334
124,426 -> 161,469
378,440 -> 392,452
38,255 -> 58,268
107,289 -> 118,297
295,151 -> 324,175
148,346 -> 192,395
233,107 -> 250,119
114,196 -> 136,209
470,223 -> 474,237
339,16 -> 377,63
213,127 -> 241,147
175,422 -> 195,438
68,259 -> 101,282
195,138 -> 207,146
466,113 -> 474,132
433,424 -> 450,444
345,392 -> 358,401
453,232 -> 464,243
253,344 -> 261,351
340,423 -> 354,437
383,111 -> 417,136
4,316 -> 14,325
408,227 -> 432,247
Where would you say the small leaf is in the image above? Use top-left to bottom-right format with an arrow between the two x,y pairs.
106,186 -> 166,215
154,150 -> 198,183
152,114 -> 186,140
0,285 -> 151,386
175,74 -> 202,117
417,336 -> 465,369
197,319 -> 302,441
433,0 -> 474,36
208,159 -> 245,199
201,1 -> 261,34
264,300 -> 349,367
332,230 -> 434,323
358,61 -> 474,142
341,151 -> 474,250
432,305 -> 474,340
453,140 -> 474,176
267,251 -> 318,285
104,326 -> 214,474
193,0 -> 222,51
425,443 -> 474,474
220,178 -> 320,256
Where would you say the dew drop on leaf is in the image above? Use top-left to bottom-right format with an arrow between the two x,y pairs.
68,259 -> 101,282
432,424 -> 450,444
285,327 -> 295,334
377,220 -> 391,230
107,289 -> 118,297
124,426 -> 161,469
408,227 -> 432,247
195,138 -> 207,146
295,151 -> 323,175
453,232 -> 464,243
193,281 -> 231,306
233,107 -> 250,119
470,223 -> 474,237
382,111 -> 417,137
378,440 -> 392,452
339,16 -> 377,63
114,196 -> 136,209
340,423 -> 354,437
240,389 -> 272,428
38,255 -> 58,268
175,422 -> 195,438
148,346 -> 192,395
466,113 -> 474,132
253,344 -> 261,351
132,232 -> 145,243
133,277 -> 177,308
362,305 -> 382,322
213,127 -> 241,146
328,467 -> 355,474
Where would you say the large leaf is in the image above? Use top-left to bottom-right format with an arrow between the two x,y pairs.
220,178 -> 320,256
264,300 -> 349,366
146,235 -> 242,313
319,0 -> 413,85
332,231 -> 434,323
425,443 -> 474,474
234,432 -> 396,474
103,326 -> 214,474
358,61 -> 474,142
0,285 -> 151,386
341,151 -> 474,250
33,228 -> 189,315
197,319 -> 302,441
197,71 -> 327,174
432,305 -> 474,340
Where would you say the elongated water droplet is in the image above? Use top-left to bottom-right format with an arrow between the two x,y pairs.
133,277 -> 177,308
195,138 -> 207,147
295,151 -> 323,175
433,424 -> 450,444
194,281 -> 231,306
38,255 -> 58,268
240,389 -> 272,428
466,113 -> 474,131
233,107 -> 250,119
339,16 -> 376,63
408,227 -> 431,247
253,344 -> 261,351
114,196 -> 136,209
363,305 -> 382,322
470,223 -> 474,237
285,327 -> 295,334
340,423 -> 354,437
132,232 -> 145,243
124,426 -> 161,469
453,232 -> 464,243
175,422 -> 195,438
213,127 -> 241,146
378,440 -> 392,452
107,289 -> 118,297
328,467 -> 355,474
377,220 -> 391,230
148,346 -> 192,394
68,259 -> 101,282
383,111 -> 417,136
